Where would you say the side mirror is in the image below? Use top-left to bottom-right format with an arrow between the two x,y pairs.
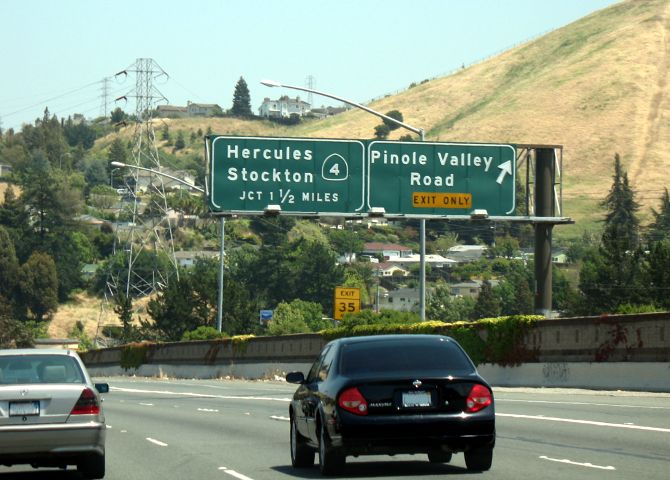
95,383 -> 110,394
286,372 -> 305,384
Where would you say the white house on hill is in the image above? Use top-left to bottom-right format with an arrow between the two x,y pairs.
259,96 -> 311,118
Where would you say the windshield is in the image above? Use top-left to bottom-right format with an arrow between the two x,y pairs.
339,338 -> 475,376
0,355 -> 85,385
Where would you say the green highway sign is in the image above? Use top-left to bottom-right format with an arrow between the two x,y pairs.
207,136 -> 517,218
367,141 -> 516,216
208,136 -> 365,215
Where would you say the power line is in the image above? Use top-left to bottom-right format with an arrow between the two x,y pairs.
0,80 -> 102,119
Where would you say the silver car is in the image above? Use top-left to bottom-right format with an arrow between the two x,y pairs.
0,348 -> 108,479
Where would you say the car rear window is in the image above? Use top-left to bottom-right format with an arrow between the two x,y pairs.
0,355 -> 85,385
339,338 -> 475,376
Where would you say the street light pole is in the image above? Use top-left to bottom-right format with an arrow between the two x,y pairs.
261,79 -> 428,321
110,161 -> 205,193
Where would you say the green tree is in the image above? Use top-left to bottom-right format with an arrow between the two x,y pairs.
113,293 -> 134,342
328,229 -> 363,263
487,235 -> 520,259
288,239 -> 344,312
579,154 -> 645,313
471,279 -> 500,320
374,124 -> 390,140
0,226 -> 19,303
383,110 -> 404,130
249,216 -> 296,245
0,306 -> 34,348
110,108 -> 126,124
147,275 -> 201,341
426,285 -> 475,322
63,117 -> 96,149
648,188 -> 670,242
601,154 -> 640,255
644,239 -> 670,309
19,252 -> 58,321
231,77 -> 253,117
267,301 -> 310,335
174,131 -> 186,150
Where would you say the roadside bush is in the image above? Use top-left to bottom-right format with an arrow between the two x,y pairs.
322,315 -> 541,366
182,326 -> 228,341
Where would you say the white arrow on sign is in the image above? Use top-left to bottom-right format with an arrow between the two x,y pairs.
496,160 -> 512,185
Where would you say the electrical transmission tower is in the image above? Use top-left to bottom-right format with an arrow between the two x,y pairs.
99,77 -> 111,118
305,75 -> 315,107
97,59 -> 178,342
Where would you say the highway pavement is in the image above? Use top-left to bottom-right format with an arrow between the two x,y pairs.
1,377 -> 669,479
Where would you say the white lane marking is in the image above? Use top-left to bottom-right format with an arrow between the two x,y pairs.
500,399 -> 670,410
270,415 -> 290,422
540,456 -> 615,470
244,412 -> 250,416
111,386 -> 291,403
139,402 -> 154,406
146,437 -> 168,447
106,425 -> 112,429
197,408 -> 219,413
121,430 -> 127,433
498,413 -> 670,433
218,466 -> 255,480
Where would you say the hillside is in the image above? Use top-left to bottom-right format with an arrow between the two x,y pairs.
100,0 -> 670,237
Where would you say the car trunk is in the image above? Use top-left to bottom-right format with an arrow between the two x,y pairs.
0,384 -> 85,426
355,378 -> 483,415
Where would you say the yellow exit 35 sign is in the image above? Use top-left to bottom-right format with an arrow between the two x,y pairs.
333,287 -> 361,320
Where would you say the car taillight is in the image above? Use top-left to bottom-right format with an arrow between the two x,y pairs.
70,387 -> 100,415
465,384 -> 492,413
338,387 -> 368,416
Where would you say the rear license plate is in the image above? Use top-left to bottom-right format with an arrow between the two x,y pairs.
402,391 -> 432,408
9,401 -> 40,416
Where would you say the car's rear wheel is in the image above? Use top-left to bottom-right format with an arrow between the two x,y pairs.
427,449 -> 452,463
290,415 -> 314,467
464,446 -> 493,471
78,453 -> 105,479
318,423 -> 345,476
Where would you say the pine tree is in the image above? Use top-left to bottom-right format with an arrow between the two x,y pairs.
579,154 -> 646,312
0,226 -> 19,304
648,188 -> 670,242
231,77 -> 253,117
471,279 -> 501,320
601,153 -> 640,256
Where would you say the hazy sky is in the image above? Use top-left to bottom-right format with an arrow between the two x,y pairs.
0,0 -> 618,130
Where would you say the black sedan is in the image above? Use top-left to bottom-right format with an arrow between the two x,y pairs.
286,334 -> 495,475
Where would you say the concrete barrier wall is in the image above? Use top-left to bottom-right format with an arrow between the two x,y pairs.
85,361 -> 670,393
82,313 -> 670,392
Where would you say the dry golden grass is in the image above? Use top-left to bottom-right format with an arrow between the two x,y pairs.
0,182 -> 21,204
95,0 -> 670,237
48,292 -> 153,341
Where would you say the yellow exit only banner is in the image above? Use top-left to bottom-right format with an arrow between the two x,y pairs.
412,192 -> 472,209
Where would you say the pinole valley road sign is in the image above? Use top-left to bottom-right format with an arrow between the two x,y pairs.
367,141 -> 516,217
208,136 -> 365,215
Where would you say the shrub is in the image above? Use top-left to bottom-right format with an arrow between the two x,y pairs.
322,315 -> 542,366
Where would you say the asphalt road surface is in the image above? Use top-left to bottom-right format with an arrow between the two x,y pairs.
1,377 -> 669,479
